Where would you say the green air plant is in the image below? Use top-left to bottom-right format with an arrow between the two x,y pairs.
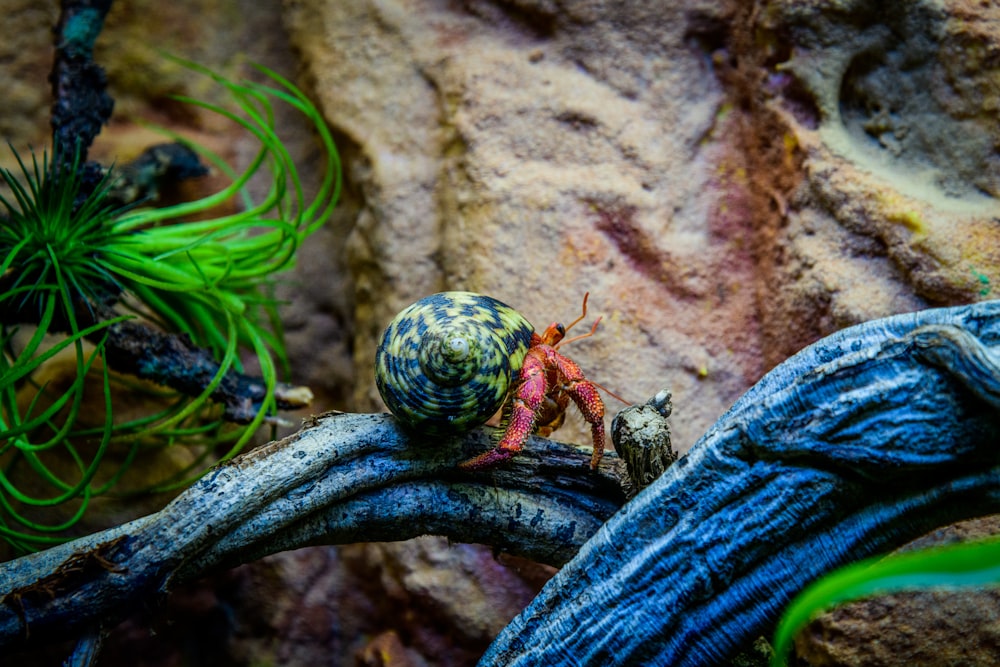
0,60 -> 341,553
771,535 -> 1000,666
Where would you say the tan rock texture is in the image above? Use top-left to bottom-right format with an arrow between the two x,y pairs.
286,0 -> 765,451
286,0 -> 1000,455
3,0 -> 1000,665
0,2 -> 57,147
796,516 -> 1000,667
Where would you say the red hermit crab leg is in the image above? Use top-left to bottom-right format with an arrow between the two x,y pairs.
459,349 -> 549,470
550,350 -> 607,469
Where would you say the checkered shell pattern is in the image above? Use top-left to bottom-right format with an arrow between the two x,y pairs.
375,292 -> 535,434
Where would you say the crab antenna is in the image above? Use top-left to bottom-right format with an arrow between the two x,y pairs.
592,379 -> 631,406
556,315 -> 602,349
562,292 -> 590,335
552,292 -> 631,405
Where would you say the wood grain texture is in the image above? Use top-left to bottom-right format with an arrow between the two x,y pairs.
482,300 -> 1000,666
0,415 -> 626,651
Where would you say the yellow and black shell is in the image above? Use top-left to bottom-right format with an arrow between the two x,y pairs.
375,292 -> 535,434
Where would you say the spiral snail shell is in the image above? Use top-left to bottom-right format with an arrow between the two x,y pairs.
375,292 -> 535,434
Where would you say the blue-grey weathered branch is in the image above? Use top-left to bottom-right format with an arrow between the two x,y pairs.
481,300 -> 1000,666
0,416 -> 627,652
4,301 -> 999,665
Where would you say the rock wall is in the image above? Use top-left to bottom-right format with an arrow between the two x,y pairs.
2,0 -> 999,665
286,0 -> 1000,455
286,0 -> 764,450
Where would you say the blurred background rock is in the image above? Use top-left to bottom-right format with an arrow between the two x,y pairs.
3,0 -> 999,664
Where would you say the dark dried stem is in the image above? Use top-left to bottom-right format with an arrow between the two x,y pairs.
50,0 -> 115,187
101,317 -> 311,422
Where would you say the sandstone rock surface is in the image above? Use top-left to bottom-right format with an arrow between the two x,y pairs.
3,0 -> 1000,664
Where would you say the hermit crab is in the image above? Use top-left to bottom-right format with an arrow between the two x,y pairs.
374,292 -> 609,469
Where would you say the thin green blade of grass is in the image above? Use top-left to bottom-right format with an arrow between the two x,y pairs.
771,537 -> 1000,666
0,57 -> 340,549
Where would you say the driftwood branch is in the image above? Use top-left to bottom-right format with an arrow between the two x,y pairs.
482,300 -> 1000,666
0,417 -> 628,651
3,301 -> 999,665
